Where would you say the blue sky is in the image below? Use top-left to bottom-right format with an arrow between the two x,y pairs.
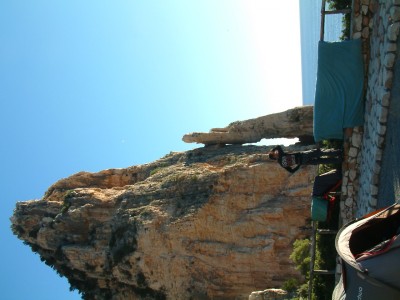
1,1 -> 302,299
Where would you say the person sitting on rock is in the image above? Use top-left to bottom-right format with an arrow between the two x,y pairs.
268,145 -> 342,173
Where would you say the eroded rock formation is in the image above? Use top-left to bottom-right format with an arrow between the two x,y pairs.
182,106 -> 314,145
11,145 -> 317,300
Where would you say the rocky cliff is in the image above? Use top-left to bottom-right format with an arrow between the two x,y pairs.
11,144 -> 317,300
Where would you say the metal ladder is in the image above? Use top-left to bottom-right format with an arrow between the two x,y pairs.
320,0 -> 352,41
307,221 -> 338,300
306,0 -> 353,297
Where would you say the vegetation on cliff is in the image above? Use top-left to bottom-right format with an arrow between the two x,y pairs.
327,0 -> 351,40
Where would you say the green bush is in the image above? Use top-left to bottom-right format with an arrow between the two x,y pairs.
290,239 -> 311,277
326,0 -> 351,40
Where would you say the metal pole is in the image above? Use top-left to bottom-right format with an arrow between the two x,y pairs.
308,221 -> 317,300
350,0 -> 355,38
320,0 -> 326,41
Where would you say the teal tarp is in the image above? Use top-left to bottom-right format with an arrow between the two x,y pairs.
313,39 -> 364,142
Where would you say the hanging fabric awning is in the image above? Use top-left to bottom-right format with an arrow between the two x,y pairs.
313,39 -> 364,142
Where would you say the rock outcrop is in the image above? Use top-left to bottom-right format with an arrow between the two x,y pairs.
248,288 -> 288,300
11,144 -> 317,300
182,106 -> 314,145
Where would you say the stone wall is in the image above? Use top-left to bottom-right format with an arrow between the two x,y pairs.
356,0 -> 400,217
340,0 -> 373,224
340,0 -> 400,223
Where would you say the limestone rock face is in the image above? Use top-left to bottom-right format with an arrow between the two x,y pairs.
11,145 -> 316,300
182,106 -> 314,145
